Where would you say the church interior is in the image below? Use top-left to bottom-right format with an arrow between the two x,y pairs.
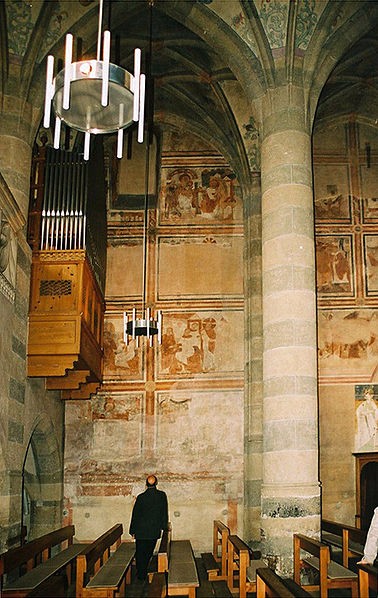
1,0 -> 378,596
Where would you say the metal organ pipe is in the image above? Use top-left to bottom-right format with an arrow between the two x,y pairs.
40,147 -> 87,251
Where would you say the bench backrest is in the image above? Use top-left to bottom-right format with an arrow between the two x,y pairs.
293,533 -> 330,597
322,519 -> 366,566
227,535 -> 250,586
0,525 -> 75,576
158,526 -> 171,572
75,523 -> 123,597
213,520 -> 229,577
256,567 -> 311,598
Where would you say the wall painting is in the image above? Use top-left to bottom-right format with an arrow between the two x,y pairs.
316,235 -> 354,296
354,385 -> 378,452
360,165 -> 378,223
318,309 -> 378,379
313,164 -> 351,222
363,234 -> 378,296
103,315 -> 143,381
159,167 -> 242,225
158,310 -> 243,379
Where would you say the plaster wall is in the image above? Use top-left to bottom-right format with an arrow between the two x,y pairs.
315,118 -> 378,523
64,131 -> 245,553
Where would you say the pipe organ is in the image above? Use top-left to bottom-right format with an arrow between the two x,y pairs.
27,142 -> 106,398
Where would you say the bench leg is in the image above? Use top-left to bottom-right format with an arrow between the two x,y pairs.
359,569 -> 369,598
66,562 -> 72,586
188,588 -> 196,598
351,579 -> 359,598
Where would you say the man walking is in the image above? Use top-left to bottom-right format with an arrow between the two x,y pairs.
129,474 -> 169,581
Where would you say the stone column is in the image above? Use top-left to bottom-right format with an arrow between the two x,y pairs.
0,84 -> 63,543
243,173 -> 263,549
260,86 -> 320,573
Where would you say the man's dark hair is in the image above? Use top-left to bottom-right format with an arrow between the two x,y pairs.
146,475 -> 157,487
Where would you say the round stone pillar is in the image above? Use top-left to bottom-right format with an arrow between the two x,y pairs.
260,86 -> 320,573
0,92 -> 35,219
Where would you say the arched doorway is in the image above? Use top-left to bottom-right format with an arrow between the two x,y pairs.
354,453 -> 378,529
360,460 -> 378,530
21,416 -> 63,540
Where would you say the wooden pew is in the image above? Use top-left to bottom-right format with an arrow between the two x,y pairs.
0,525 -> 86,598
256,567 -> 312,597
201,520 -> 229,581
147,525 -> 171,582
358,562 -> 378,598
321,519 -> 366,567
75,523 -> 135,598
293,533 -> 358,598
158,525 -> 171,573
147,571 -> 167,597
227,534 -> 267,598
159,539 -> 199,598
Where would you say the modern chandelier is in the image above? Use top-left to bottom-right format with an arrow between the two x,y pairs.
43,0 -> 145,160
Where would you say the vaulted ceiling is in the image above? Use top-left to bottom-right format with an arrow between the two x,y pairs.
2,0 -> 378,172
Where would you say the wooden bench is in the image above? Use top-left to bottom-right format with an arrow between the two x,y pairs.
147,571 -> 167,597
157,525 -> 171,573
256,567 -> 312,597
160,539 -> 199,598
321,519 -> 366,567
0,525 -> 86,598
147,525 -> 171,582
75,523 -> 135,598
293,533 -> 358,598
201,519 -> 229,581
227,534 -> 267,598
358,561 -> 378,598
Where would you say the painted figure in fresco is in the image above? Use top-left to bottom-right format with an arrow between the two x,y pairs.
103,321 -> 139,375
358,506 -> 378,565
114,338 -> 139,375
179,325 -> 201,370
316,237 -> 351,293
129,475 -> 169,581
103,321 -> 118,370
161,327 -> 183,374
162,169 -> 237,222
164,183 -> 180,218
356,387 -> 378,450
161,317 -> 219,375
0,216 -> 11,273
201,317 -> 217,371
199,174 -> 233,220
177,173 -> 196,216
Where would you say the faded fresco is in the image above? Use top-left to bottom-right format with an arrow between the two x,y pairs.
318,309 -> 378,378
313,164 -> 351,221
103,316 -> 143,380
158,236 -> 243,299
316,235 -> 354,296
91,393 -> 144,459
157,310 -> 243,378
159,167 -> 242,225
364,235 -> 378,295
155,390 -> 244,467
354,385 -> 378,452
361,164 -> 378,222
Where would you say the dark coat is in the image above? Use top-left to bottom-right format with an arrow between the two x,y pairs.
129,486 -> 168,540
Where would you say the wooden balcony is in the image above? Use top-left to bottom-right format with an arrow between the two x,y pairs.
27,250 -> 104,398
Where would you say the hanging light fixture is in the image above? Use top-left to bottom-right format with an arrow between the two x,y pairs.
123,0 -> 161,348
43,0 -> 145,160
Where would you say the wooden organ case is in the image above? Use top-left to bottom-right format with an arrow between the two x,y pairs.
27,141 -> 107,398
